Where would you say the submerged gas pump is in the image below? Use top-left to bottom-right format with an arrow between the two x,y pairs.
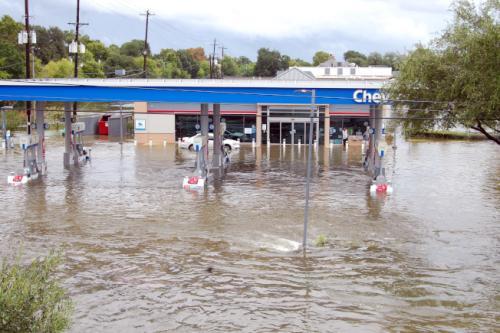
72,122 -> 91,165
182,134 -> 209,190
7,142 -> 39,185
370,141 -> 393,195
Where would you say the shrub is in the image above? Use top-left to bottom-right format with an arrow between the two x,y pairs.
0,252 -> 73,333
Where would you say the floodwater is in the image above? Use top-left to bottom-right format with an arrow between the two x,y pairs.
0,134 -> 499,332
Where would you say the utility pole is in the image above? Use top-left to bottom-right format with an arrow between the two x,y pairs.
24,0 -> 32,135
210,38 -> 218,79
141,10 -> 154,78
69,0 -> 88,118
219,45 -> 227,79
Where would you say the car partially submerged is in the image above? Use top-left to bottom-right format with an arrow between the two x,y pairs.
179,133 -> 240,152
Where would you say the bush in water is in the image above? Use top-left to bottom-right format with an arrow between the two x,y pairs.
0,251 -> 73,333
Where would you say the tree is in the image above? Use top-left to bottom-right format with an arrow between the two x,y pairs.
254,48 -> 288,77
312,51 -> 330,66
33,26 -> 67,64
221,56 -> 239,77
387,0 -> 500,144
0,252 -> 73,333
289,58 -> 311,67
120,39 -> 148,57
86,40 -> 108,62
176,49 -> 199,78
40,59 -> 73,78
186,47 -> 206,62
367,52 -> 384,65
343,50 -> 368,66
105,54 -> 139,77
0,15 -> 23,78
382,52 -> 404,70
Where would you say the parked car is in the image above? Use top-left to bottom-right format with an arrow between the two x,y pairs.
223,130 -> 251,142
179,133 -> 240,152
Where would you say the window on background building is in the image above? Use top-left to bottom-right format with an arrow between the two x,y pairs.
325,68 -> 330,75
337,68 -> 343,75
350,68 -> 356,75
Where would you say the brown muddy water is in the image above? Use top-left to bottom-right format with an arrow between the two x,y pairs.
0,134 -> 499,332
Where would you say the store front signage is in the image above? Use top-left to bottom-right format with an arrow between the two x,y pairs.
353,89 -> 387,104
135,119 -> 146,131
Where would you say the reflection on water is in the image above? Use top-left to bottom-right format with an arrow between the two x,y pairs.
0,137 -> 499,332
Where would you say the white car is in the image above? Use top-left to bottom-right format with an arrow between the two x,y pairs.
179,133 -> 240,152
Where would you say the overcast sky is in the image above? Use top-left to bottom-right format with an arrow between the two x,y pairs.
0,0 -> 456,61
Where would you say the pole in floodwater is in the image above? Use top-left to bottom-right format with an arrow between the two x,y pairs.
297,89 -> 316,250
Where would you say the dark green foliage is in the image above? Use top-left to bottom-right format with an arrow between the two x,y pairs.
33,26 -> 67,64
388,0 -> 500,144
0,252 -> 73,333
343,50 -> 368,66
254,48 -> 289,77
120,39 -> 148,57
312,51 -> 330,66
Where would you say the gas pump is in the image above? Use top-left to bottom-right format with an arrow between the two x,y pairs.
182,134 -> 209,190
220,122 -> 230,166
370,140 -> 393,195
72,122 -> 91,165
7,142 -> 39,185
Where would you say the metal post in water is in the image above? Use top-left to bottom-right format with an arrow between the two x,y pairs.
119,102 -> 123,145
63,103 -> 72,169
1,107 -> 7,150
303,89 -> 315,250
119,102 -> 124,156
35,102 -> 46,174
212,103 -> 221,169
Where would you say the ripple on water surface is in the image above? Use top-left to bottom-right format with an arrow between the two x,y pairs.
0,138 -> 498,332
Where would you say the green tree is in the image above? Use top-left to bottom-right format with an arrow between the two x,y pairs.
176,49 -> 199,78
312,51 -> 330,66
120,39 -> 148,57
382,52 -> 404,70
254,48 -> 288,77
387,0 -> 500,144
86,40 -> 108,62
343,50 -> 368,66
103,52 -> 139,77
221,56 -> 239,77
80,51 -> 105,78
367,52 -> 384,65
0,15 -> 23,78
33,26 -> 67,64
40,58 -> 74,78
236,56 -> 255,77
0,252 -> 73,333
289,58 -> 311,67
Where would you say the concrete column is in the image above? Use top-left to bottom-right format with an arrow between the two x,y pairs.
35,101 -> 46,174
266,106 -> 270,145
200,103 -> 209,164
323,105 -> 330,147
256,105 -> 262,147
316,106 -> 320,146
374,105 -> 383,148
212,103 -> 221,168
64,103 -> 72,169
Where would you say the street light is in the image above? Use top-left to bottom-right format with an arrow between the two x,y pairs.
296,89 -> 316,250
